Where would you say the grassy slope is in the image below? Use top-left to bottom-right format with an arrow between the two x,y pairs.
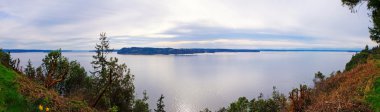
16,69 -> 95,112
0,64 -> 95,112
366,75 -> 380,111
0,64 -> 31,111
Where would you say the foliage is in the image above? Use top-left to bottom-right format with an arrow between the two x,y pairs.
226,87 -> 286,112
61,61 -> 88,96
289,85 -> 312,112
68,100 -> 91,111
155,94 -> 166,112
228,97 -> 249,112
40,50 -> 70,89
216,107 -> 227,112
34,97 -> 53,112
313,71 -> 325,84
200,108 -> 212,112
345,47 -> 370,71
108,105 -> 119,112
0,49 -> 22,72
133,91 -> 150,112
24,59 -> 36,79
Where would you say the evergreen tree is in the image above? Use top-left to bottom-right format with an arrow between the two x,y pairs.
155,94 -> 166,112
91,32 -> 114,107
200,108 -> 212,112
228,97 -> 249,112
24,59 -> 36,79
62,61 -> 88,96
313,71 -> 325,84
216,107 -> 227,112
91,33 -> 135,112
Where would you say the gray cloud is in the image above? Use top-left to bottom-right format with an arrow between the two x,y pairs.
0,0 -> 375,49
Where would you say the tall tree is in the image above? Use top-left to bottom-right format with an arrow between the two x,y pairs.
91,32 -> 113,107
91,33 -> 135,112
155,94 -> 166,112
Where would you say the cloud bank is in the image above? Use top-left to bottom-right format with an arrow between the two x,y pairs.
0,0 -> 375,49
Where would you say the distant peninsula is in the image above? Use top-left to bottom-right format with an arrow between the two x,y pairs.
117,47 -> 260,55
2,48 -> 360,54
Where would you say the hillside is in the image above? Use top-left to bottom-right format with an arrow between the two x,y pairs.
0,64 -> 95,111
0,64 -> 30,111
305,47 -> 380,111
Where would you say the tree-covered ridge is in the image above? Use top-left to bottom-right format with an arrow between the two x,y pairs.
117,47 -> 260,55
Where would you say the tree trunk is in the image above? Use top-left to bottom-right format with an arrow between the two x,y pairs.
92,68 -> 113,107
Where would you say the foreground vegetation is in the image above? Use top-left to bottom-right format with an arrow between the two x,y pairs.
0,33 -> 166,112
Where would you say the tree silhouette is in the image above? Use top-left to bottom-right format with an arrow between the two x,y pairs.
155,94 -> 166,112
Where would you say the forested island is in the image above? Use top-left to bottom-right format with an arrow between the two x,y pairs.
117,47 -> 260,55
2,48 -> 359,54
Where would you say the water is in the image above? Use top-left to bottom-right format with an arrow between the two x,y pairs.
11,52 -> 354,111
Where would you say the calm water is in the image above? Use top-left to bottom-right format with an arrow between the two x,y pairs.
12,52 -> 354,111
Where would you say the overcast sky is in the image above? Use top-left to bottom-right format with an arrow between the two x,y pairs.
0,0 -> 375,50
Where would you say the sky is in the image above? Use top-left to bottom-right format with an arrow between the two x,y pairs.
0,0 -> 376,50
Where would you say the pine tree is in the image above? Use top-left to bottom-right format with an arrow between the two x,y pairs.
24,59 -> 35,79
155,94 -> 166,112
91,33 -> 135,112
91,32 -> 114,107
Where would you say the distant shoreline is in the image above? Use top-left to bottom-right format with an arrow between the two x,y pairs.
2,47 -> 360,54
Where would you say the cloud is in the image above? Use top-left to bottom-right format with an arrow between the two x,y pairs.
150,39 -> 307,49
0,0 -> 375,49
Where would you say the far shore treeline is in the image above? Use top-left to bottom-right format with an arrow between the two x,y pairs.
2,48 -> 359,54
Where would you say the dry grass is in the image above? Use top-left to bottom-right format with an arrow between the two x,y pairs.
17,74 -> 95,112
306,60 -> 379,111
